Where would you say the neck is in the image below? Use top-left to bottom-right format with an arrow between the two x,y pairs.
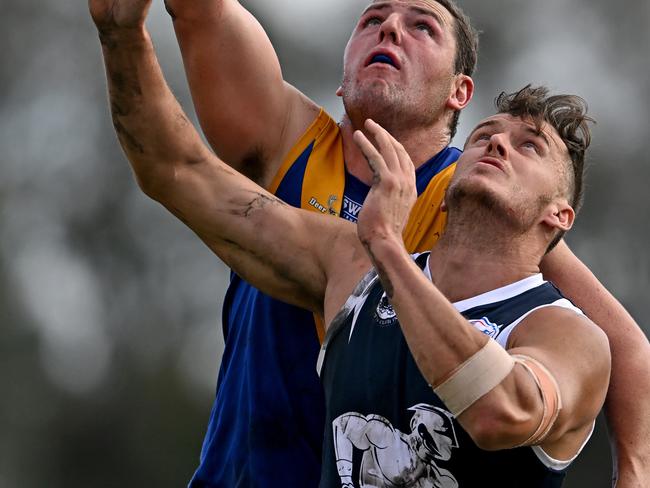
428,210 -> 545,303
339,114 -> 451,185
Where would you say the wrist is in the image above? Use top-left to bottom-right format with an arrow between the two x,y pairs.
363,233 -> 406,264
97,24 -> 149,49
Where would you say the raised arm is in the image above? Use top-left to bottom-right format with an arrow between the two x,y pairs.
355,238 -> 610,456
164,0 -> 320,186
89,0 -> 352,315
541,241 -> 650,487
353,123 -> 610,458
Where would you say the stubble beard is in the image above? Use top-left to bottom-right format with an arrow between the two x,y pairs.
341,75 -> 443,135
444,179 -> 552,246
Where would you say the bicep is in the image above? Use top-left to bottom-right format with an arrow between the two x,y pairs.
170,0 -> 319,177
507,307 -> 611,440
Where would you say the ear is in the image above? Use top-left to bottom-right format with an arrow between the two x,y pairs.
542,201 -> 575,233
446,75 -> 474,111
336,86 -> 343,97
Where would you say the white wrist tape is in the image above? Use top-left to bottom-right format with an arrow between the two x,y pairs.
433,339 -> 515,417
512,354 -> 563,446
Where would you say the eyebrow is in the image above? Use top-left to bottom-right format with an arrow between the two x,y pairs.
410,6 -> 444,27
468,120 -> 498,138
362,2 -> 390,16
523,126 -> 551,149
362,2 -> 445,27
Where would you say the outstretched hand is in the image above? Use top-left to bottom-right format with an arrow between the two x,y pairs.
88,0 -> 152,33
354,119 -> 417,251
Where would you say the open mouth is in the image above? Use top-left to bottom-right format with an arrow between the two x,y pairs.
367,53 -> 399,69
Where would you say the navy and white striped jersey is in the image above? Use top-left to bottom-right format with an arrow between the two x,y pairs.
318,252 -> 591,488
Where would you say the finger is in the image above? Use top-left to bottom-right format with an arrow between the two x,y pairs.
353,129 -> 387,183
364,119 -> 415,194
364,119 -> 400,172
394,141 -> 416,179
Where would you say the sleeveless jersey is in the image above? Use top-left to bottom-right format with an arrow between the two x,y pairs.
318,252 -> 590,488
189,111 -> 460,487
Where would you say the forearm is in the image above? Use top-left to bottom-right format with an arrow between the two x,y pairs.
363,237 -> 550,448
94,25 -> 328,312
364,237 -> 486,382
97,26 -> 210,191
541,242 -> 650,486
607,340 -> 650,487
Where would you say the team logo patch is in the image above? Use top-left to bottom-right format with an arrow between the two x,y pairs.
327,194 -> 338,215
308,197 -> 329,213
469,317 -> 501,338
308,195 -> 339,215
374,292 -> 397,327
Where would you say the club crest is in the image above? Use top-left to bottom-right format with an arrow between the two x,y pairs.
468,317 -> 501,338
374,292 -> 397,326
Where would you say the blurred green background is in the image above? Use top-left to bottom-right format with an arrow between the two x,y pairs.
1,1 -> 648,486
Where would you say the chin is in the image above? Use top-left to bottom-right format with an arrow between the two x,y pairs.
449,182 -> 543,234
347,83 -> 392,107
446,178 -> 516,221
344,74 -> 401,103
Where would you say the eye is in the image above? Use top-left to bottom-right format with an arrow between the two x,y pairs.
473,133 -> 491,143
364,16 -> 382,27
415,22 -> 434,36
522,141 -> 540,153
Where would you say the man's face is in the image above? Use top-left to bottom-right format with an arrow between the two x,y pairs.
340,0 -> 459,129
446,113 -> 572,232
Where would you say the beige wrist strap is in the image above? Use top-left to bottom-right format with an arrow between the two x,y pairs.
433,339 -> 515,417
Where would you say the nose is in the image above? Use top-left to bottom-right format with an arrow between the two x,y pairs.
487,133 -> 508,158
379,13 -> 403,44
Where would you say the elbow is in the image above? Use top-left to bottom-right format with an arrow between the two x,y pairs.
467,421 -> 526,451
134,171 -> 163,200
461,400 -> 539,451
133,164 -> 177,202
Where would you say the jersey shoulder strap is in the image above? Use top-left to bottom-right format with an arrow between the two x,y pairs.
404,162 -> 456,252
268,109 -> 345,216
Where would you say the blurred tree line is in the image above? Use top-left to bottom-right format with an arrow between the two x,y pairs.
1,0 -> 647,486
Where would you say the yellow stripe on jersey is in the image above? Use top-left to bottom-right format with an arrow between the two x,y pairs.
403,163 -> 455,253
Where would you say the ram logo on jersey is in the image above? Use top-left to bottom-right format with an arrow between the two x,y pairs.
468,317 -> 501,338
374,292 -> 397,327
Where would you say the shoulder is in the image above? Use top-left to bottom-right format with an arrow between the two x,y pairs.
510,305 -> 609,359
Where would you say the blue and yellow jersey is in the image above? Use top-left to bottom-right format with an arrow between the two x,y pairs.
189,111 -> 460,488
268,110 -> 456,253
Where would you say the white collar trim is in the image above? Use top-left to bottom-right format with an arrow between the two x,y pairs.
422,254 -> 546,313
